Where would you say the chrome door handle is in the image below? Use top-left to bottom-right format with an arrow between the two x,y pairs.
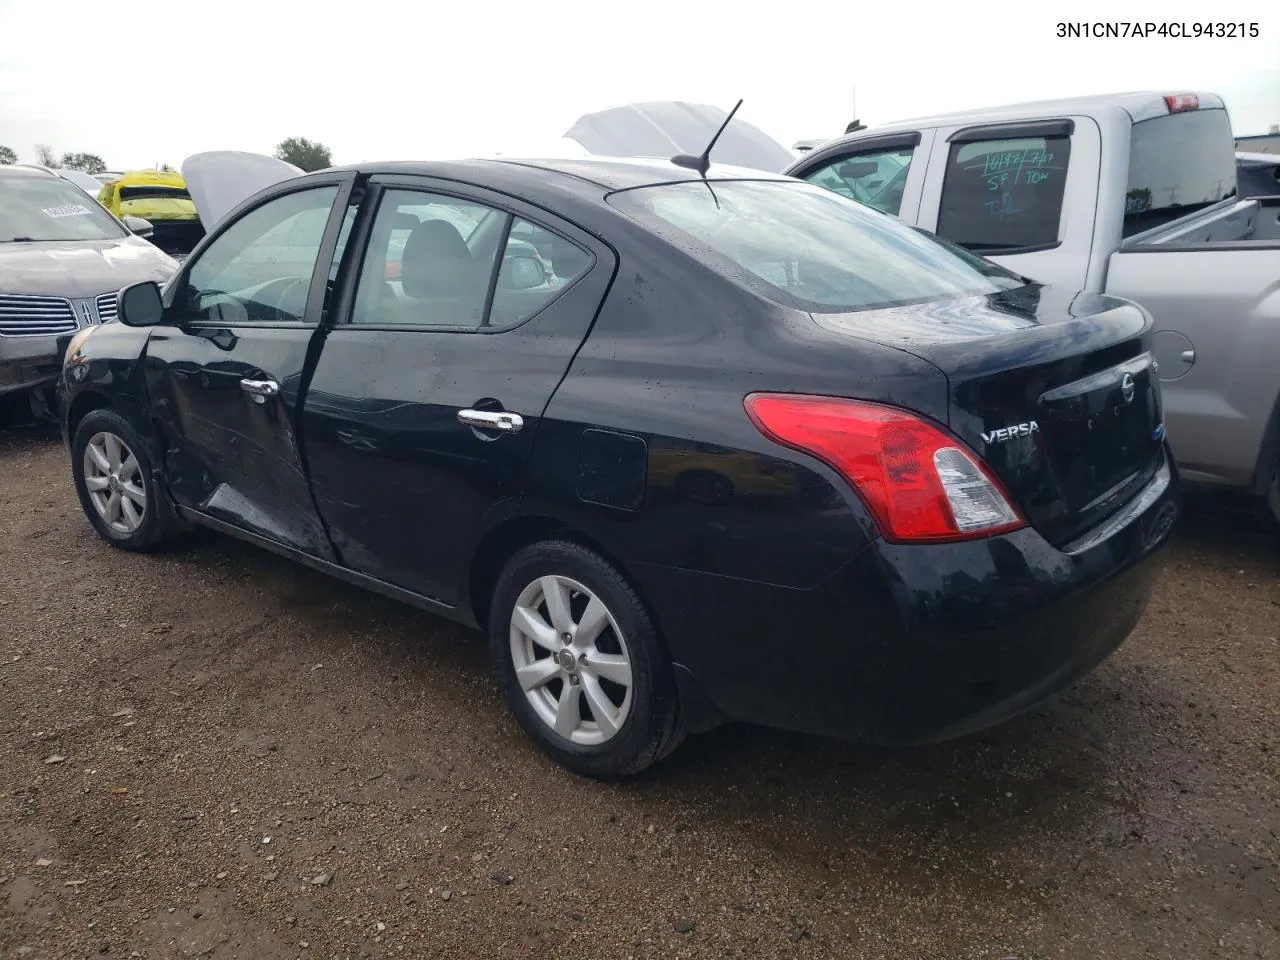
457,408 -> 524,433
240,378 -> 280,397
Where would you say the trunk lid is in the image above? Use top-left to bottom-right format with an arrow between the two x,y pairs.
811,284 -> 1166,547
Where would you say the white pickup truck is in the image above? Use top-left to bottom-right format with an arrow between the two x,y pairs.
785,92 -> 1280,522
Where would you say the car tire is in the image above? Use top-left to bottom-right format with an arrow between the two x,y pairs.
488,540 -> 685,780
71,408 -> 182,552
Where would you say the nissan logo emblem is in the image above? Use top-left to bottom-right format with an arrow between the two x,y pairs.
1120,373 -> 1135,405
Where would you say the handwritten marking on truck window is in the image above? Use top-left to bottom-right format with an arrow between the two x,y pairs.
971,149 -> 1062,193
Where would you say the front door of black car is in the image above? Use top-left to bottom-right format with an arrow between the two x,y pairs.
300,178 -> 614,607
144,177 -> 356,558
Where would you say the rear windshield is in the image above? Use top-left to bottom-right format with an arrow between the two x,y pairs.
119,185 -> 191,202
0,175 -> 127,242
607,179 -> 1025,313
1124,107 -> 1238,237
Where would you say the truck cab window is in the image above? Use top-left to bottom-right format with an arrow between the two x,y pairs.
936,135 -> 1071,253
803,146 -> 915,216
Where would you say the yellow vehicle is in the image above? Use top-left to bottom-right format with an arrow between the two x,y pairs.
97,170 -> 205,261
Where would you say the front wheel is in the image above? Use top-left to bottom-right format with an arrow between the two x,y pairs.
488,540 -> 685,779
71,408 -> 182,551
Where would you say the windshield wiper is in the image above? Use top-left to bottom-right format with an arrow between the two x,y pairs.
3,237 -> 40,242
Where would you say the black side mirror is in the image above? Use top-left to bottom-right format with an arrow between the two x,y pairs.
122,215 -> 154,238
117,281 -> 165,327
836,160 -> 879,180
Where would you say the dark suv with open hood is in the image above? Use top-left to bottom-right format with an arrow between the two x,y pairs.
0,165 -> 178,418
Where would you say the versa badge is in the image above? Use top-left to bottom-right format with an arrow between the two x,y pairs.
982,421 -> 1040,445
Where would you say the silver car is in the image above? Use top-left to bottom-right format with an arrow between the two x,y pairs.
0,165 -> 178,419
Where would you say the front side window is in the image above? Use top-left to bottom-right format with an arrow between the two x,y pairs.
0,174 -> 128,242
607,179 -> 1025,314
350,190 -> 592,329
803,146 -> 915,216
183,186 -> 339,324
936,134 -> 1071,252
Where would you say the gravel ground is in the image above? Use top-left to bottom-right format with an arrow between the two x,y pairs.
1,420 -> 1277,960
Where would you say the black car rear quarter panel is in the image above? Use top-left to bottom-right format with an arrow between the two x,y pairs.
523,220 -> 953,704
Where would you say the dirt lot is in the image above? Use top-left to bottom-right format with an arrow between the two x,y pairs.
1,421 -> 1277,960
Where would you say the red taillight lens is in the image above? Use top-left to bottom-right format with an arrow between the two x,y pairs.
744,393 -> 1027,543
1164,93 -> 1199,113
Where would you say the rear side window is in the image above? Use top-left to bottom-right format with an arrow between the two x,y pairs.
607,179 -> 1026,314
491,219 -> 592,327
1124,108 -> 1238,237
936,134 -> 1071,253
349,189 -> 592,330
802,146 -> 915,216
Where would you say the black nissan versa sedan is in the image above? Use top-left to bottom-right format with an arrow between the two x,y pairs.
57,154 -> 1180,778
0,165 -> 178,419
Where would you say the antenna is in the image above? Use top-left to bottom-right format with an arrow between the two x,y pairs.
671,99 -> 744,178
845,82 -> 864,135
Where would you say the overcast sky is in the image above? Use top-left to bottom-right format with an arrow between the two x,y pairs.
0,1 -> 1276,169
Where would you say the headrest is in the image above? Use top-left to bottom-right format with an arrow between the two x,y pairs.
401,219 -> 472,298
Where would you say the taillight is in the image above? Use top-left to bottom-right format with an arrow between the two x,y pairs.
1164,93 -> 1199,113
744,393 -> 1026,543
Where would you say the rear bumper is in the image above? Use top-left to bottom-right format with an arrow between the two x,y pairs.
633,450 -> 1180,743
0,334 -> 67,396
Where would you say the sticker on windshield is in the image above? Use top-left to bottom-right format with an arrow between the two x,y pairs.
41,204 -> 93,218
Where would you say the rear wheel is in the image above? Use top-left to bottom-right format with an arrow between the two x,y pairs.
488,540 -> 684,779
71,408 -> 182,551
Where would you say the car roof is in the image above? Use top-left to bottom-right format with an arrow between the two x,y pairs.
788,92 -> 1230,172
322,155 -> 796,192
0,164 -> 58,179
873,90 -> 1227,131
105,170 -> 188,188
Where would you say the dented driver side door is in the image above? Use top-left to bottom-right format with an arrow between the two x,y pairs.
143,176 -> 357,558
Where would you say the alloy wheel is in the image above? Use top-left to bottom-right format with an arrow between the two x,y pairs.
82,431 -> 147,535
509,574 -> 634,746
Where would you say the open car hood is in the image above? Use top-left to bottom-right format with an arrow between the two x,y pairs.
563,101 -> 797,173
181,151 -> 305,229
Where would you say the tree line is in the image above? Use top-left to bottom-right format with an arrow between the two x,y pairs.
0,137 -> 333,175
0,144 -> 108,173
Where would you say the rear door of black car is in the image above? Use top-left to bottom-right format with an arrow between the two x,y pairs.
143,174 -> 357,558
300,175 -> 616,607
